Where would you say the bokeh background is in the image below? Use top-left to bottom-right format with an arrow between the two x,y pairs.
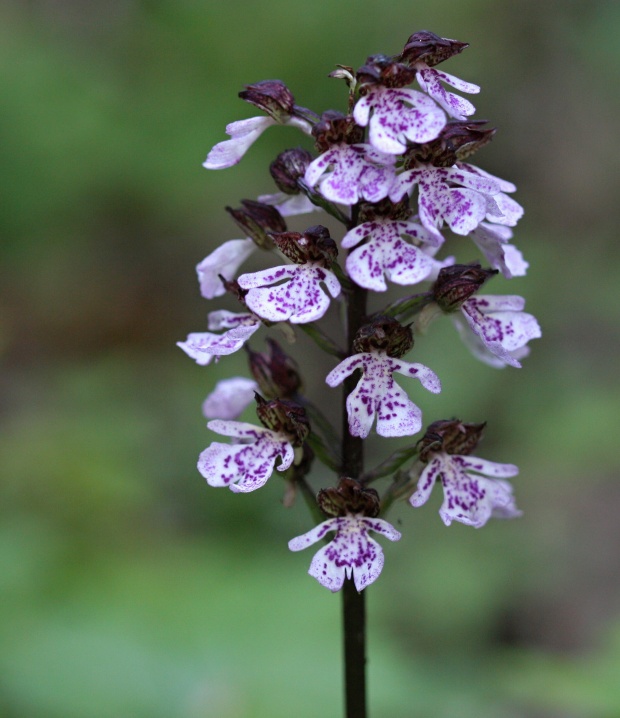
1,1 -> 619,716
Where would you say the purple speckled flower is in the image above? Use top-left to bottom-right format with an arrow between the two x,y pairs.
415,64 -> 479,120
389,163 -> 502,236
202,377 -> 259,420
457,162 -> 524,227
288,513 -> 401,592
469,222 -> 528,279
196,238 -> 256,299
410,452 -> 520,528
454,295 -> 541,368
198,419 -> 295,493
304,143 -> 396,206
203,115 -> 312,170
353,86 -> 447,154
326,351 -> 441,438
238,263 -> 341,324
177,310 -> 260,366
342,217 -> 447,291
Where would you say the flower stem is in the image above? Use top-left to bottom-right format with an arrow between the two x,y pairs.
341,265 -> 368,718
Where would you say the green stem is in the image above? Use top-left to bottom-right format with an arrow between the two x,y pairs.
297,323 -> 346,359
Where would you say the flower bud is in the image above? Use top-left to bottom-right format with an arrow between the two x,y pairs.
239,80 -> 295,121
317,477 -> 380,518
417,419 -> 486,462
270,225 -> 338,267
312,110 -> 364,152
255,395 -> 310,445
406,120 -> 497,168
353,316 -> 413,358
247,338 -> 302,399
400,31 -> 469,67
356,53 -> 417,91
269,148 -> 314,194
433,264 -> 497,311
226,199 -> 286,249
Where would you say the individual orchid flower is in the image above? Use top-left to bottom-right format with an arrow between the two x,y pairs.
237,226 -> 341,324
353,87 -> 447,155
198,397 -> 309,493
389,163 -> 504,236
203,81 -> 313,170
326,318 -> 441,438
177,310 -> 260,366
305,143 -> 397,206
198,419 -> 295,493
409,419 -> 521,527
453,295 -> 541,368
202,377 -> 259,420
289,478 -> 401,592
289,513 -> 401,592
196,238 -> 256,299
341,216 -> 447,292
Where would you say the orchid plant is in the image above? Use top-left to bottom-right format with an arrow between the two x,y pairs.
179,30 -> 540,718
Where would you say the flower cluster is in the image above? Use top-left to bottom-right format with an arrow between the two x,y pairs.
180,31 -> 540,593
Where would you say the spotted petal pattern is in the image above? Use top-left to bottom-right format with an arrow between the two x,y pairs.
353,86 -> 447,154
469,222 -> 528,278
390,164 -> 501,236
198,419 -> 294,493
238,264 -> 341,324
288,514 -> 401,592
196,238 -> 256,299
416,65 -> 479,120
410,452 -> 521,528
458,163 -> 524,227
304,144 -> 396,206
456,295 -> 541,368
342,218 -> 445,291
326,352 -> 441,438
177,311 -> 260,365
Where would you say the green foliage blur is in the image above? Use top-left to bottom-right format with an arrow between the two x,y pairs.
1,1 -> 619,716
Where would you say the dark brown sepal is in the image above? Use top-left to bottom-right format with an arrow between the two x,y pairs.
353,316 -> 413,358
226,199 -> 286,249
400,31 -> 469,67
357,196 -> 412,224
255,395 -> 310,445
417,419 -> 487,462
433,263 -> 497,311
407,120 -> 497,167
356,54 -> 417,92
317,477 -> 380,518
270,225 -> 338,267
239,80 -> 295,121
269,148 -> 314,194
312,110 -> 364,152
247,338 -> 303,399
220,277 -> 249,305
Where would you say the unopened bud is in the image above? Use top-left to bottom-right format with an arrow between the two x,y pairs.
417,419 -> 486,462
353,316 -> 413,358
239,80 -> 295,121
269,148 -> 314,195
400,31 -> 469,67
433,264 -> 497,311
317,477 -> 380,518
247,338 -> 302,399
226,199 -> 286,249
270,225 -> 338,267
407,120 -> 497,168
255,395 -> 309,445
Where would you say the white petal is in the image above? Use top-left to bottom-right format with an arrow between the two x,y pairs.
202,377 -> 258,420
197,238 -> 256,299
203,117 -> 276,169
409,457 -> 442,507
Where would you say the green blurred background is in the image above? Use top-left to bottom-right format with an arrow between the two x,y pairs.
1,1 -> 619,716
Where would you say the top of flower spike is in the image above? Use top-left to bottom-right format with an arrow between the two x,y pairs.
399,31 -> 469,67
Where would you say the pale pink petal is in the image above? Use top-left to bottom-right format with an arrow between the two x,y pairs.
197,238 -> 256,299
203,117 -> 276,169
416,67 -> 477,120
409,457 -> 442,507
457,455 -> 519,478
202,377 -> 259,420
325,355 -> 365,387
257,192 -> 320,217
